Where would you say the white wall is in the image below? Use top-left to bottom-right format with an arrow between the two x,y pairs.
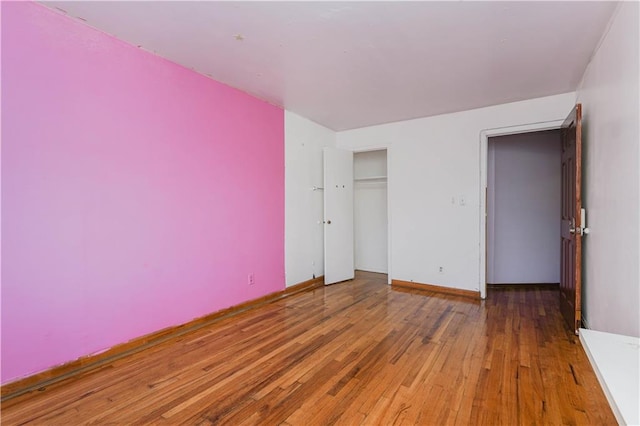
285,111 -> 336,286
487,131 -> 561,284
337,93 -> 576,292
577,2 -> 639,337
354,150 -> 388,273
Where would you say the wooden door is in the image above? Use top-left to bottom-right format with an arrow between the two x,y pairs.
560,104 -> 583,334
323,147 -> 355,285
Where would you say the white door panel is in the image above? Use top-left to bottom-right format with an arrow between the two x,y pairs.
324,148 -> 354,285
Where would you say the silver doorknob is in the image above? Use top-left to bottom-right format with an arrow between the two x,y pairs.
569,228 -> 576,234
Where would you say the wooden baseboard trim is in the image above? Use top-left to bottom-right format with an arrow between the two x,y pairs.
487,283 -> 560,290
0,276 -> 324,402
391,279 -> 480,299
487,282 -> 559,286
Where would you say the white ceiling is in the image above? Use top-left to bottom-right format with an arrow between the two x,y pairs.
43,1 -> 617,131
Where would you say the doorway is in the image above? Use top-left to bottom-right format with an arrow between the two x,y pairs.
487,130 -> 562,285
479,119 -> 566,298
480,106 -> 583,332
354,150 -> 388,274
323,147 -> 390,285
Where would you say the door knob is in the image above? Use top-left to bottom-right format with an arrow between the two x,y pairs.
324,220 -> 331,224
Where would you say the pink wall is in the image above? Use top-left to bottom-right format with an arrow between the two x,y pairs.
1,2 -> 284,384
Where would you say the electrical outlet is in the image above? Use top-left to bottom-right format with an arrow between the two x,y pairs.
248,273 -> 255,286
439,266 -> 444,273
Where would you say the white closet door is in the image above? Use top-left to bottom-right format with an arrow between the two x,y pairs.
323,147 -> 354,285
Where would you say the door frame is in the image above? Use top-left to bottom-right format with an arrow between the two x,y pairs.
478,120 -> 565,299
351,146 -> 392,285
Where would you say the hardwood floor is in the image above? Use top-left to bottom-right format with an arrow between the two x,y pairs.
1,272 -> 615,425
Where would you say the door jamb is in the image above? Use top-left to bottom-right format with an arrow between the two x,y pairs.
351,146 -> 391,284
479,120 -> 565,299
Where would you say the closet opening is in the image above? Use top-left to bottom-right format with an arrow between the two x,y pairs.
353,149 -> 388,275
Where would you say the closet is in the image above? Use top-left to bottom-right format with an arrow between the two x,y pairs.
353,150 -> 388,273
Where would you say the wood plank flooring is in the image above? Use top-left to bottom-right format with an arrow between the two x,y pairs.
1,272 -> 616,425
